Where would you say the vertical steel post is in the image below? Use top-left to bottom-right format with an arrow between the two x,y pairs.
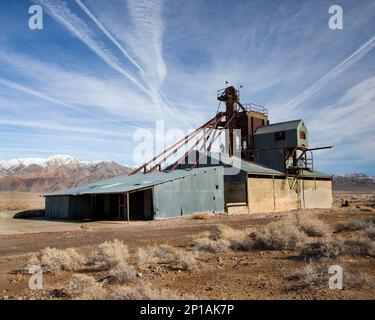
126,193 -> 130,223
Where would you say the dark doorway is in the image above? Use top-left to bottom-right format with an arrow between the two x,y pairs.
129,189 -> 153,220
92,191 -> 153,221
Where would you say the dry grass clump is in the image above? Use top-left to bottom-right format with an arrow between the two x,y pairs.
104,282 -> 196,300
137,244 -> 197,270
67,274 -> 106,300
192,224 -> 249,252
193,238 -> 231,253
190,212 -> 211,220
252,220 -> 308,251
286,264 -> 374,291
335,219 -> 370,233
89,239 -> 129,270
193,213 -> 332,254
297,213 -> 330,237
365,222 -> 375,240
108,263 -> 136,284
342,235 -> 375,257
298,239 -> 341,260
28,247 -> 85,273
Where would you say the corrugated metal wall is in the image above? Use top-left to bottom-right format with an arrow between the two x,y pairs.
45,196 -> 70,219
153,166 -> 224,219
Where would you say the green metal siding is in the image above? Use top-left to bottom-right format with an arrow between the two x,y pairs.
153,166 -> 224,219
45,196 -> 70,219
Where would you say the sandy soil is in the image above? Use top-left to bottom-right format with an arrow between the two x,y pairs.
0,190 -> 374,300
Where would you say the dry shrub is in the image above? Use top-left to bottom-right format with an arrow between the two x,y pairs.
28,247 -> 85,273
342,234 -> 375,257
192,214 -> 330,254
136,244 -> 197,270
365,222 -> 375,240
108,263 -> 136,284
67,274 -> 106,300
252,220 -> 307,251
287,264 -> 374,291
344,271 -> 375,290
192,224 -> 248,252
297,213 -> 330,237
367,241 -> 375,257
336,219 -> 369,233
299,239 -> 341,260
89,239 -> 129,270
190,212 -> 211,220
193,238 -> 231,253
104,282 -> 196,300
214,224 -> 247,242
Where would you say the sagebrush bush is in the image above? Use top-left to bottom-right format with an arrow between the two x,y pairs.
89,239 -> 129,270
287,264 -> 374,291
192,213 -> 331,254
252,220 -> 307,251
297,215 -> 330,237
298,239 -> 341,260
104,282 -> 197,300
28,247 -> 85,273
365,222 -> 375,240
335,219 -> 369,233
136,244 -> 197,270
193,237 -> 231,253
67,274 -> 106,300
108,263 -> 136,284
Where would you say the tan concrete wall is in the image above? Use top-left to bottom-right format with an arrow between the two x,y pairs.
302,179 -> 333,209
246,177 -> 332,214
226,204 -> 248,214
247,177 -> 275,213
274,178 -> 299,211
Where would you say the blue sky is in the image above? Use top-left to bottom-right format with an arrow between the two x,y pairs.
0,0 -> 374,175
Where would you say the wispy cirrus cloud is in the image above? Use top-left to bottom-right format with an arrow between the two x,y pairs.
281,33 -> 375,112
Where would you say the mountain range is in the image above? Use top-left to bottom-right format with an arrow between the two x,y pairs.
0,154 -> 373,192
0,155 -> 131,192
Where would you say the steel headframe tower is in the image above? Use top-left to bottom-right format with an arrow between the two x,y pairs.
129,85 -> 269,175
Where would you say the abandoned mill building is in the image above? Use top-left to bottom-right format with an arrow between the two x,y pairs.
45,86 -> 333,220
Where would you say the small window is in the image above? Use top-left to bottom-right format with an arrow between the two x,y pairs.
300,131 -> 306,140
274,131 -> 285,140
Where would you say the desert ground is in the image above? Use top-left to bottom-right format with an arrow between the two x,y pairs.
0,188 -> 374,300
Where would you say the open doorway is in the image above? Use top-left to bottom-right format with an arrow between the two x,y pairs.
129,189 -> 153,220
92,190 -> 154,221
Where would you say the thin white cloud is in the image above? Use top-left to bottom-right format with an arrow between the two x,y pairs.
0,77 -> 139,129
75,0 -> 191,127
0,118 -> 132,137
281,33 -> 375,112
36,0 -> 149,97
126,0 -> 167,85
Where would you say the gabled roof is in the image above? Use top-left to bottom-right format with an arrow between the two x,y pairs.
45,166 -> 222,197
255,119 -> 303,135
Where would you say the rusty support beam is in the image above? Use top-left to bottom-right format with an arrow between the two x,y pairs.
129,113 -> 222,175
169,114 -> 225,172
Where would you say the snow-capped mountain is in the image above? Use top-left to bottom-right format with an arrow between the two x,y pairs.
0,154 -> 131,192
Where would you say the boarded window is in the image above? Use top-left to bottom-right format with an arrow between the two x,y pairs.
300,131 -> 306,140
274,131 -> 285,140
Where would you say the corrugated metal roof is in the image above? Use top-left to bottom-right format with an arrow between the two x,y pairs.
300,169 -> 332,179
255,119 -> 302,135
45,166 -> 222,197
206,152 -> 283,175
